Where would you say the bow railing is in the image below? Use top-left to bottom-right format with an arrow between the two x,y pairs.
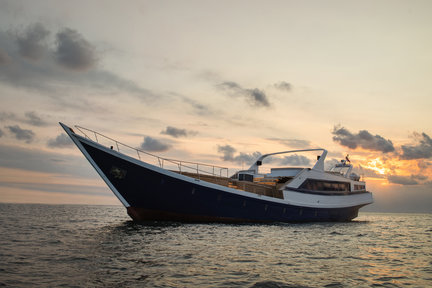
74,125 -> 229,179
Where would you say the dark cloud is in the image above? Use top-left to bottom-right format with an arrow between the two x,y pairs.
387,175 -> 419,185
218,81 -> 270,107
24,111 -> 47,126
0,128 -> 3,137
274,81 -> 292,91
417,159 -> 432,169
47,133 -> 73,148
412,174 -> 428,181
0,24 -> 153,100
220,81 -> 241,90
0,111 -> 16,122
332,126 -> 395,153
16,23 -> 50,60
140,136 -> 171,152
0,143 -> 99,179
6,125 -> 35,143
0,111 -> 49,127
279,155 -> 311,166
234,152 -> 262,165
400,132 -> 432,160
387,174 -> 429,186
161,126 -> 196,138
217,144 -> 261,165
249,88 -> 269,106
268,138 -> 311,148
217,144 -> 236,161
174,93 -> 212,115
54,28 -> 97,70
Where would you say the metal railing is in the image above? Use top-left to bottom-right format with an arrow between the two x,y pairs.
74,125 -> 229,179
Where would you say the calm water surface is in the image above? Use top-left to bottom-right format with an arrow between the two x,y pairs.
0,204 -> 431,287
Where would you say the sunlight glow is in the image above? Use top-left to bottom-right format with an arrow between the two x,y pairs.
365,158 -> 386,175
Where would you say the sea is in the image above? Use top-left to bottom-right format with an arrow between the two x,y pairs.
0,204 -> 430,288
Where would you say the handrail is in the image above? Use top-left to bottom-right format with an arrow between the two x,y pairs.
74,125 -> 229,178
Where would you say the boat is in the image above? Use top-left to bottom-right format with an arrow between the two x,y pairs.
60,122 -> 373,222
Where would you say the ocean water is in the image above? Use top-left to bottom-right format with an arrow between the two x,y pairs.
0,204 -> 430,287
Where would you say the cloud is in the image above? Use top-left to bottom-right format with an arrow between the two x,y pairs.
412,174 -> 428,181
400,132 -> 432,160
0,143 -> 98,178
0,111 -> 16,122
161,126 -> 196,138
387,175 -> 419,185
82,69 -> 156,99
355,164 -> 386,179
0,24 -> 153,100
0,111 -> 48,127
0,128 -> 3,137
174,93 -> 212,115
218,81 -> 270,107
268,138 -> 311,148
217,144 -> 236,161
274,81 -> 292,91
217,144 -> 261,165
140,136 -> 171,152
279,155 -> 311,166
0,181 -> 109,197
16,23 -> 50,60
54,28 -> 97,71
417,159 -> 432,169
249,88 -> 269,106
47,133 -> 73,148
332,126 -> 395,153
5,125 -> 35,143
386,174 -> 429,186
0,48 -> 10,64
24,111 -> 47,126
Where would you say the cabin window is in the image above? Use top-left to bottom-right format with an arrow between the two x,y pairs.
354,184 -> 365,191
239,173 -> 254,182
299,179 -> 350,192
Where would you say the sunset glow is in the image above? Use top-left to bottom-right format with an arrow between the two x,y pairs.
365,158 -> 387,175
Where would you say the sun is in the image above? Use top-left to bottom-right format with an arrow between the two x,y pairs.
365,158 -> 386,175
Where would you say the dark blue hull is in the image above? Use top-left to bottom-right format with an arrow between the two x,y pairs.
78,139 -> 364,223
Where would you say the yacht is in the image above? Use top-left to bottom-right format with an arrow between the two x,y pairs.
61,123 -> 373,222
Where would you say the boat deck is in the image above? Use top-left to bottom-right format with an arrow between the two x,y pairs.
172,171 -> 284,199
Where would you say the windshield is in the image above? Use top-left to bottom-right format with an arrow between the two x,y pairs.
329,166 -> 349,175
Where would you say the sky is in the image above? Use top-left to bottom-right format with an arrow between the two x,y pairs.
0,0 -> 431,213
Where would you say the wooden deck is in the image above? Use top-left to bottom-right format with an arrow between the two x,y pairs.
172,171 -> 284,199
